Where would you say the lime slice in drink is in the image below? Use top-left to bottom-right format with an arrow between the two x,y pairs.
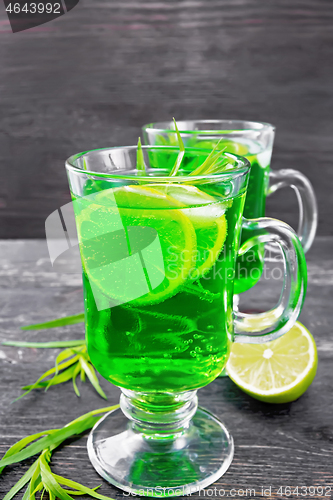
75,185 -> 197,307
227,322 -> 318,404
152,184 -> 229,279
192,217 -> 227,278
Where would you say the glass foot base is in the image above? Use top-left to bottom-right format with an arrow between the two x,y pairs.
87,406 -> 234,497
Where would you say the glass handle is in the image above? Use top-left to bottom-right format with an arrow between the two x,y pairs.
268,169 -> 318,253
234,217 -> 307,344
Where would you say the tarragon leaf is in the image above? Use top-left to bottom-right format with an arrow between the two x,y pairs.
28,461 -> 42,500
80,357 -> 107,400
189,138 -> 225,176
72,363 -> 81,397
15,356 -> 80,402
54,475 -> 115,500
2,340 -> 85,349
21,364 -> 78,392
55,347 -> 85,375
136,137 -> 146,176
63,485 -> 102,496
31,481 -> 44,498
40,453 -> 74,500
21,313 -> 85,330
3,459 -> 39,500
0,430 -> 57,474
22,485 -> 30,500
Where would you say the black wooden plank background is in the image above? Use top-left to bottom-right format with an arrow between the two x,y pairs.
0,0 -> 332,238
0,1 -> 332,498
0,239 -> 332,499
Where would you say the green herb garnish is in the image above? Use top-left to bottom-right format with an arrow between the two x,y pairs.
167,119 -> 230,179
137,118 -> 230,180
20,313 -> 85,330
189,139 -> 226,176
0,406 -> 119,500
2,340 -> 85,349
136,137 -> 146,176
3,340 -> 106,402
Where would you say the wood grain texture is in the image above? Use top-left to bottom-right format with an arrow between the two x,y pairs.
0,0 -> 332,238
0,238 -> 332,499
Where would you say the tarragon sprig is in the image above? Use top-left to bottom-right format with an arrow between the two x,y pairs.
3,339 -> 106,401
0,405 -> 119,500
189,138 -> 226,176
136,137 -> 147,176
136,118 -> 230,179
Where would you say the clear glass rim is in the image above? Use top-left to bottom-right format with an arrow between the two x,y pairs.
142,119 -> 276,135
65,145 -> 250,182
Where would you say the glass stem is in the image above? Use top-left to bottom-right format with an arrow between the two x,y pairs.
120,389 -> 198,439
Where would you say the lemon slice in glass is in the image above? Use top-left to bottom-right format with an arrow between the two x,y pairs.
75,185 -> 197,307
227,322 -> 318,403
152,184 -> 229,279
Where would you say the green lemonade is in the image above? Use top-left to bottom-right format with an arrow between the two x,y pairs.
72,179 -> 246,394
235,152 -> 270,294
184,137 -> 271,294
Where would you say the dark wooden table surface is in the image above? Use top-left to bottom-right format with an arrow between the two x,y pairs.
1,0 -> 333,238
0,238 -> 332,499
